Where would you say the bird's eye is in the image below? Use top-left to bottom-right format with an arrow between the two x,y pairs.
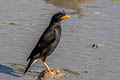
59,15 -> 62,18
55,15 -> 58,18
55,15 -> 61,19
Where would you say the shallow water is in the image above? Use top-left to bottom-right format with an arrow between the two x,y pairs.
0,0 -> 120,80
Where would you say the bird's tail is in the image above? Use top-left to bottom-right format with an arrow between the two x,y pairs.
24,59 -> 34,75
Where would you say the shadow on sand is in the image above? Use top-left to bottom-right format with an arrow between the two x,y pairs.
0,64 -> 20,77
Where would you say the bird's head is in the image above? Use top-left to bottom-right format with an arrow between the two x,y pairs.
51,10 -> 70,22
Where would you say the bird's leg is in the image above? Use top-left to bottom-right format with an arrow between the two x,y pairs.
40,59 -> 54,74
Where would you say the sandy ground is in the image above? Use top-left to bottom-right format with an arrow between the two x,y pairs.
0,0 -> 120,80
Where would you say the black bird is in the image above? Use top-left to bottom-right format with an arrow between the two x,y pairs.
24,11 -> 70,74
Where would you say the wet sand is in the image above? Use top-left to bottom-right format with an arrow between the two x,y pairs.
0,0 -> 120,80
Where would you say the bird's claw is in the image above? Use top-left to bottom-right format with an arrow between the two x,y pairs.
46,68 -> 54,74
49,71 -> 54,75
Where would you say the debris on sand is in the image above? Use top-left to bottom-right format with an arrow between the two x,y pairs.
2,21 -> 15,25
92,43 -> 102,49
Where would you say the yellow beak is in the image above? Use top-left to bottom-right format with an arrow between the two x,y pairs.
61,15 -> 70,19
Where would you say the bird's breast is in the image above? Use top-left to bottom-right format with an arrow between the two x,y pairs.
55,27 -> 61,42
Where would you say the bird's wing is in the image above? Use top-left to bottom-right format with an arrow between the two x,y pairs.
26,30 -> 56,61
40,30 -> 56,48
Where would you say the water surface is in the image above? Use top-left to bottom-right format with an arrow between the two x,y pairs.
0,0 -> 120,80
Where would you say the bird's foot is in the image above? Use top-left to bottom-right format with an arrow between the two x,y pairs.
49,70 -> 54,75
46,68 -> 55,75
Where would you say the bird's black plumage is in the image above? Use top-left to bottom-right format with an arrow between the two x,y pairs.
24,11 -> 70,74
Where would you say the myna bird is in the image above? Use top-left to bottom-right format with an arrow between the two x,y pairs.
24,10 -> 70,74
